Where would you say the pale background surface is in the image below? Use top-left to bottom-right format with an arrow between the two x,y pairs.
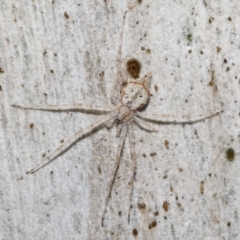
0,1 -> 239,239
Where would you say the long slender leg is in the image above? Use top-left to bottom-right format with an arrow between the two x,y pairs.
26,111 -> 116,174
104,117 -> 115,129
111,11 -> 128,105
12,103 -> 113,113
134,116 -> 158,132
101,124 -> 128,226
136,110 -> 223,124
128,122 -> 137,223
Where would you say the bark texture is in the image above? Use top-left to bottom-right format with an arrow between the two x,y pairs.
0,1 -> 239,239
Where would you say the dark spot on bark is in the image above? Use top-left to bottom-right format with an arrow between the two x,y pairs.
126,58 -> 141,79
164,140 -> 169,149
208,17 -> 214,23
162,201 -> 169,212
200,181 -> 204,194
226,148 -> 235,161
99,71 -> 104,77
216,46 -> 221,53
146,49 -> 151,54
209,70 -> 215,86
98,165 -> 102,174
187,34 -> 193,43
138,202 -> 146,209
64,11 -> 69,19
149,220 -> 157,229
132,229 -> 138,236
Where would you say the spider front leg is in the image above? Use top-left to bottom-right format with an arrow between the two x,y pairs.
25,111 -> 116,174
102,123 -> 128,226
136,110 -> 223,124
12,103 -> 114,113
111,11 -> 128,105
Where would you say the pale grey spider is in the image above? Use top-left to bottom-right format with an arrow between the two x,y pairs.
13,11 -> 222,225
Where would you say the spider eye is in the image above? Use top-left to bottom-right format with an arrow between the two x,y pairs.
138,95 -> 142,99
131,89 -> 134,93
124,94 -> 128,98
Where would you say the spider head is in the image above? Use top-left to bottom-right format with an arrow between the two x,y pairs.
121,72 -> 151,111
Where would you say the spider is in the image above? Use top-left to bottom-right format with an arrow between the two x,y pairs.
13,11 -> 222,226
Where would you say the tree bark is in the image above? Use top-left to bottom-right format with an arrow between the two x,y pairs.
1,1 -> 239,239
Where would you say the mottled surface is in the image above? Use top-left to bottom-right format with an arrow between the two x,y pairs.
0,0 -> 239,239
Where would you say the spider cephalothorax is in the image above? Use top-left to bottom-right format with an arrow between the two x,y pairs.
117,72 -> 151,122
121,73 -> 151,110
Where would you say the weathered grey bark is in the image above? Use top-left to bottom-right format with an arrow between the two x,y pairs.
1,1 -> 239,239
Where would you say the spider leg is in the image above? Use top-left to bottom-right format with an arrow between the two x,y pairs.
116,122 -> 122,137
12,103 -> 113,113
128,121 -> 137,223
136,110 -> 223,124
26,111 -> 116,174
111,11 -> 128,105
101,124 -> 128,226
134,116 -> 158,132
104,117 -> 115,129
